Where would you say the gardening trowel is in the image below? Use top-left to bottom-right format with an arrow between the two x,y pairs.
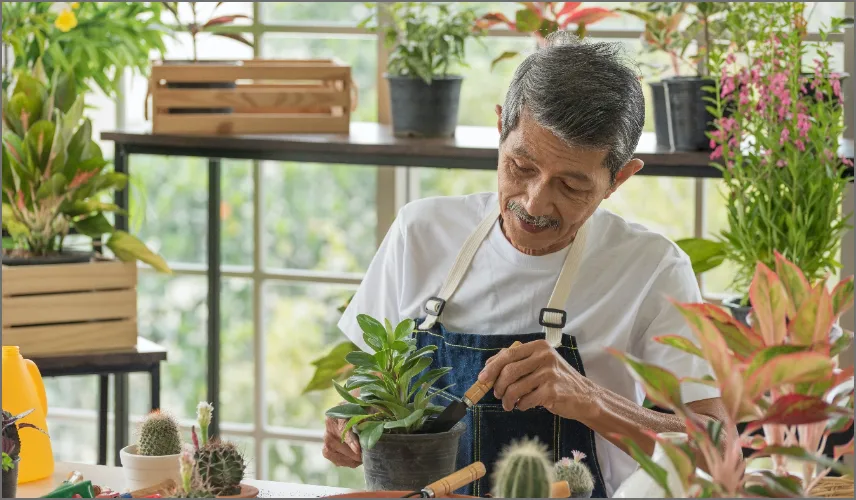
402,462 -> 486,498
424,341 -> 523,433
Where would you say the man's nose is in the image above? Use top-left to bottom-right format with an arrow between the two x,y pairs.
525,179 -> 552,216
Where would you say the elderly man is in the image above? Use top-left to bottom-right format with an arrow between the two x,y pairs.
324,33 -> 725,497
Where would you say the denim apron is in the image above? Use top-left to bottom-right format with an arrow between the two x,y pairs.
413,203 -> 608,497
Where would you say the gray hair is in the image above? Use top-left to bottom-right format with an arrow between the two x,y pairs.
500,31 -> 646,182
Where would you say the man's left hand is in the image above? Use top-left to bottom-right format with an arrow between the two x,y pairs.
477,340 -> 599,420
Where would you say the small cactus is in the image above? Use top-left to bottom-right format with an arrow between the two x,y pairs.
137,410 -> 182,456
555,451 -> 594,497
492,437 -> 556,498
195,440 -> 246,496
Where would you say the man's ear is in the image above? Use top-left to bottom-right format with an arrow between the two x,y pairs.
604,159 -> 644,199
495,104 -> 502,134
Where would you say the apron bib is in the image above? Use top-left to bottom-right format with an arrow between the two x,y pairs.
412,203 -> 608,498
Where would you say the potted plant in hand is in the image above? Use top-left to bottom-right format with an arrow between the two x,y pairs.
326,314 -> 460,491
2,409 -> 49,499
120,410 -> 184,492
476,2 -> 618,69
359,2 -> 485,138
676,3 -> 853,324
608,254 -> 855,498
156,2 -> 254,115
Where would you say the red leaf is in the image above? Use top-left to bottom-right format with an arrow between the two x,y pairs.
681,302 -> 764,359
476,12 -> 516,29
745,352 -> 833,399
790,284 -> 834,347
606,348 -> 685,414
774,251 -> 810,313
746,394 -> 840,432
556,2 -> 582,18
831,277 -> 854,318
673,302 -> 734,384
561,6 -> 618,27
749,261 -> 789,345
203,14 -> 251,29
653,335 -> 703,358
215,32 -> 254,48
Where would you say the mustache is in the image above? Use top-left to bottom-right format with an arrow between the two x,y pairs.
506,200 -> 560,230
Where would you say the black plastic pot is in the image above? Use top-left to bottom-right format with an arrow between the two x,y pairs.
723,296 -> 752,326
387,75 -> 462,138
1,249 -> 94,266
161,60 -> 237,115
663,76 -> 717,151
360,421 -> 465,491
2,458 -> 20,499
649,81 -> 670,149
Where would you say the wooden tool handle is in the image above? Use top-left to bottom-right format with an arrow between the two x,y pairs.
425,462 -> 486,497
130,479 -> 177,498
464,341 -> 523,404
550,480 -> 571,498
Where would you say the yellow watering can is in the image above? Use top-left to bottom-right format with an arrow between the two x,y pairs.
2,346 -> 55,483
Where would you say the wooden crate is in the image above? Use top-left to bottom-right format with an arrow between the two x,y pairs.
149,59 -> 355,135
1,260 -> 138,356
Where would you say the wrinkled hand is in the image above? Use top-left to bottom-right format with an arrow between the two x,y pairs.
477,340 -> 598,419
322,416 -> 362,468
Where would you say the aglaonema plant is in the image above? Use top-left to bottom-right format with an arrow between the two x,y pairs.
607,252 -> 854,497
325,314 -> 452,451
1,61 -> 170,272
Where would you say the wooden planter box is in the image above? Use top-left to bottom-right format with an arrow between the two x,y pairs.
149,59 -> 355,135
1,260 -> 138,356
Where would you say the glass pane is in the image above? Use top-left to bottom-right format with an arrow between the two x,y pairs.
704,179 -> 742,297
221,434 -> 257,479
45,419 -> 99,464
418,169 -> 496,199
170,2 -> 254,26
44,376 -> 98,412
129,155 -> 207,265
263,281 -> 356,430
603,177 -> 695,241
266,439 -> 365,489
222,160 -> 254,267
261,2 -> 372,26
802,42 -> 845,73
221,277 -> 255,425
130,372 -> 152,418
137,273 -> 208,421
261,161 -> 377,273
261,34 -> 378,122
805,2 -> 846,32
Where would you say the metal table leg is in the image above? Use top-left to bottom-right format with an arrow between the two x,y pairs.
114,373 -> 129,466
151,363 -> 161,411
98,375 -> 109,465
207,158 -> 222,439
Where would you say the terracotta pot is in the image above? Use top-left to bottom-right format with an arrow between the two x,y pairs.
217,483 -> 259,498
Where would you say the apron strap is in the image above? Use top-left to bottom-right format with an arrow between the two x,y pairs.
541,219 -> 590,346
418,203 -> 501,331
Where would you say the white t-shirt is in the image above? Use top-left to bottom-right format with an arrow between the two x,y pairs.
338,191 -> 719,495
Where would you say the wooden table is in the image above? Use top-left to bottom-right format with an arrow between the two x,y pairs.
29,338 -> 168,467
15,462 -> 354,498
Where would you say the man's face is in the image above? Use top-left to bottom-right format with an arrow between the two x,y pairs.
496,106 -> 642,256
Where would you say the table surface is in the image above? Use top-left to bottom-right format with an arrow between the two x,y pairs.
28,338 -> 167,375
16,462 -> 355,498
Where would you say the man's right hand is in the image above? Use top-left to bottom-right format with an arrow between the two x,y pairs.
322,416 -> 363,468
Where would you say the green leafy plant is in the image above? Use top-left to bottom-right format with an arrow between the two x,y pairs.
1,64 -> 170,271
359,2 -> 485,84
475,2 -> 618,69
137,410 -> 182,456
677,2 -> 852,299
607,252 -> 854,497
303,294 -> 358,394
160,2 -> 253,61
2,408 -> 48,472
555,451 -> 595,496
491,437 -> 556,498
1,2 -> 169,97
324,314 -> 452,450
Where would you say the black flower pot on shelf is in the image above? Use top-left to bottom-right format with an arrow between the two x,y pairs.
161,60 -> 239,115
663,76 -> 717,151
649,81 -> 670,149
387,75 -> 463,138
2,458 -> 20,499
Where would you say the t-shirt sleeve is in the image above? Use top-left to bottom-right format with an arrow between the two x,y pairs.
632,254 -> 721,404
337,211 -> 405,353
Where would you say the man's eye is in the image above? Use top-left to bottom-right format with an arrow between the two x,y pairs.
513,161 -> 532,172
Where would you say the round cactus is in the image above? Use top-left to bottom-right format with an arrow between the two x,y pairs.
137,410 -> 182,456
195,440 -> 246,496
491,437 -> 556,498
555,451 -> 594,497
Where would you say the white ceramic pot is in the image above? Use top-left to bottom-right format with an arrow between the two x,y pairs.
119,445 -> 181,492
612,432 -> 688,498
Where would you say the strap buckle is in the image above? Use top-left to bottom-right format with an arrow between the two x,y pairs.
539,308 -> 567,329
424,297 -> 446,316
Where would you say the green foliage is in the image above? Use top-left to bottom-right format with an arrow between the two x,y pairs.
1,2 -> 169,97
359,2 -> 485,84
137,410 -> 182,456
1,64 -> 170,271
324,314 -> 451,450
1,452 -> 13,472
491,437 -> 555,498
554,452 -> 595,495
195,441 -> 246,496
